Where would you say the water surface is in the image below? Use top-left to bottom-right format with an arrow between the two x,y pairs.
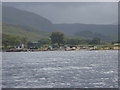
2,50 -> 118,88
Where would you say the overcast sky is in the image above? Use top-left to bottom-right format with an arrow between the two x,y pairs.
3,2 -> 118,24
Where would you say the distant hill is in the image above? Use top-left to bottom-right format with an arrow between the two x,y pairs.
2,23 -> 50,41
54,24 -> 118,35
54,24 -> 118,42
2,6 -> 55,31
74,31 -> 116,42
2,6 -> 118,42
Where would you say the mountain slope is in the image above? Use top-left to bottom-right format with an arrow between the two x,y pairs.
75,31 -> 116,42
2,6 -> 118,42
54,24 -> 118,42
2,6 -> 55,31
54,24 -> 118,35
2,23 -> 50,41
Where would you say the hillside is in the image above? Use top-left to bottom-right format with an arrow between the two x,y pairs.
2,6 -> 118,42
2,6 -> 55,31
54,24 -> 118,42
2,23 -> 50,41
74,31 -> 116,42
54,24 -> 118,35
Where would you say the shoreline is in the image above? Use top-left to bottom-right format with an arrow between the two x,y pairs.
2,48 -> 119,52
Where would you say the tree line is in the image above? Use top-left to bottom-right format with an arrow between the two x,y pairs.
2,32 -> 102,49
2,34 -> 27,48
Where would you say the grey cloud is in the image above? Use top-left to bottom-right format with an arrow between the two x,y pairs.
3,2 -> 118,24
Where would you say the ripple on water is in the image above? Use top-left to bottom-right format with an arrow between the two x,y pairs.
2,51 -> 118,88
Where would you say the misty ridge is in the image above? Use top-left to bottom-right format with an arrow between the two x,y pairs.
2,5 -> 118,42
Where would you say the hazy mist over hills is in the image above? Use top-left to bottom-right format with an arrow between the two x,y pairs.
3,23 -> 50,41
2,4 -> 118,42
2,6 -> 55,31
3,2 -> 118,25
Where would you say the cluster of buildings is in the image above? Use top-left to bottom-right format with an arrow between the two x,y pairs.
14,41 -> 120,51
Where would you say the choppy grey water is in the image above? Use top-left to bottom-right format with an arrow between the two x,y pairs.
2,50 -> 118,88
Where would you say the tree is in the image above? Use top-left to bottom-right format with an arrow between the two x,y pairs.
65,38 -> 80,45
20,37 -> 28,48
65,38 -> 91,45
89,37 -> 101,45
38,38 -> 50,45
50,32 -> 65,47
21,37 -> 27,44
2,34 -> 20,48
